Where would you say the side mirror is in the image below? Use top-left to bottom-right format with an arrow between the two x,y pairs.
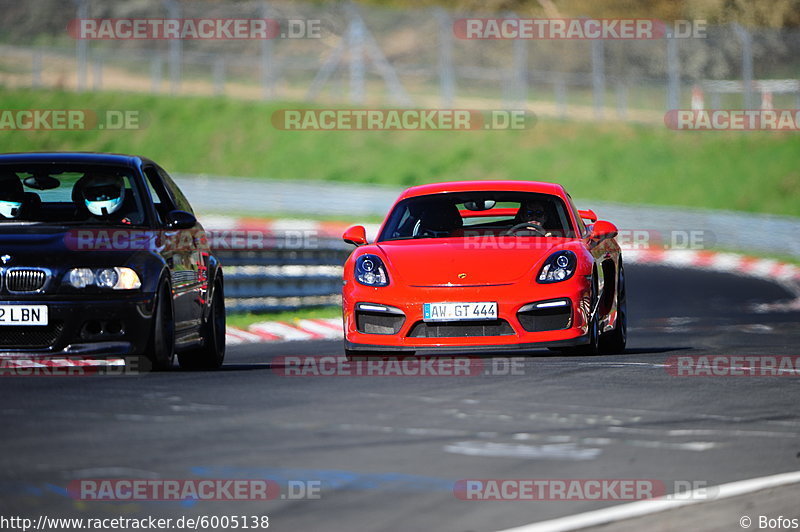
590,220 -> 618,241
165,210 -> 197,230
343,225 -> 367,246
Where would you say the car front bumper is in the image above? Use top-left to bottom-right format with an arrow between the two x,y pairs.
343,275 -> 592,352
0,296 -> 155,358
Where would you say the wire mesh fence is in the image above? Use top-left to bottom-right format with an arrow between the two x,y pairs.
2,0 -> 799,121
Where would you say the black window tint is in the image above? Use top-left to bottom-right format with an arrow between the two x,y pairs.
157,167 -> 194,215
379,191 -> 576,241
143,166 -> 174,225
0,164 -> 147,226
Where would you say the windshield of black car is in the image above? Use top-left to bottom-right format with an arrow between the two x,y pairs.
378,191 -> 576,241
0,164 -> 148,226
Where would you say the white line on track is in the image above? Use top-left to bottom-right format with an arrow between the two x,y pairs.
444,441 -> 603,461
496,470 -> 800,532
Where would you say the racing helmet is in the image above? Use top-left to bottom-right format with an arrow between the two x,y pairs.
0,175 -> 24,219
516,200 -> 548,224
82,174 -> 125,217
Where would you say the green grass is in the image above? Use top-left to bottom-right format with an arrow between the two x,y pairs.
226,306 -> 342,329
1,87 -> 798,217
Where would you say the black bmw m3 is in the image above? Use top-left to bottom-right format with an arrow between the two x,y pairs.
0,152 -> 225,370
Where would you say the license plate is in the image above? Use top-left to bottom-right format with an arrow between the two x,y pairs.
423,302 -> 497,322
0,305 -> 48,326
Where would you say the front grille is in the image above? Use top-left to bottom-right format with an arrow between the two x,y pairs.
0,321 -> 63,348
407,319 -> 514,338
6,269 -> 48,293
517,307 -> 571,332
356,311 -> 405,335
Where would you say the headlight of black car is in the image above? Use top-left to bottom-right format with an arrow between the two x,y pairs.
355,255 -> 389,287
64,267 -> 142,290
537,251 -> 577,283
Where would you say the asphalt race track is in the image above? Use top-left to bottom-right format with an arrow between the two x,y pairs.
1,265 -> 799,532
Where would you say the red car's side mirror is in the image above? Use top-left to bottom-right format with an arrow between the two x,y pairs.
590,220 -> 618,241
343,225 -> 368,246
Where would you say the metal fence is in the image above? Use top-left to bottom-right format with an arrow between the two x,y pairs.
2,0 -> 800,119
216,241 -> 348,312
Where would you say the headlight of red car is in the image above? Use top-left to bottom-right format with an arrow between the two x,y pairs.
355,254 -> 390,287
537,251 -> 577,283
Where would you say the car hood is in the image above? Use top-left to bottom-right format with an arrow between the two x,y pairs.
0,225 -> 139,267
376,237 -> 571,286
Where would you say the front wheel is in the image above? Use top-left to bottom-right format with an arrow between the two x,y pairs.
144,280 -> 176,371
598,266 -> 627,355
179,280 -> 226,370
555,277 -> 600,356
574,310 -> 600,355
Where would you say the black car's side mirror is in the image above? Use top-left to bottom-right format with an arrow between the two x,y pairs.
165,210 -> 197,230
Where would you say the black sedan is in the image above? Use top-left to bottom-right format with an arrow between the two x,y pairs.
0,152 -> 225,370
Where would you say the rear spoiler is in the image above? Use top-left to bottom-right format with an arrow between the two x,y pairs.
459,207 -> 599,223
459,208 -> 518,218
578,209 -> 597,223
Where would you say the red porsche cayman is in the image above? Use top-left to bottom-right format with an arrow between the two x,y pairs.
341,181 -> 626,357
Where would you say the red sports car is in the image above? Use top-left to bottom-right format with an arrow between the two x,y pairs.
341,181 -> 626,357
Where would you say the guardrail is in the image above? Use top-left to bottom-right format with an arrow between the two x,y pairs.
210,228 -> 351,312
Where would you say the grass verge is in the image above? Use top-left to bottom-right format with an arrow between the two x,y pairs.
226,306 -> 342,329
1,87 -> 798,216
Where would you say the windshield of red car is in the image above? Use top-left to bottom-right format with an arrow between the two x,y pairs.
378,191 -> 576,241
0,163 -> 148,226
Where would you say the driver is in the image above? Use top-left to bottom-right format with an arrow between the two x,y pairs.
78,174 -> 131,224
513,199 -> 553,236
0,175 -> 25,219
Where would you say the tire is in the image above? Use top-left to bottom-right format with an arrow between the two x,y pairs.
144,280 -> 176,371
558,277 -> 600,356
598,266 -> 627,355
582,309 -> 601,355
178,279 -> 226,370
